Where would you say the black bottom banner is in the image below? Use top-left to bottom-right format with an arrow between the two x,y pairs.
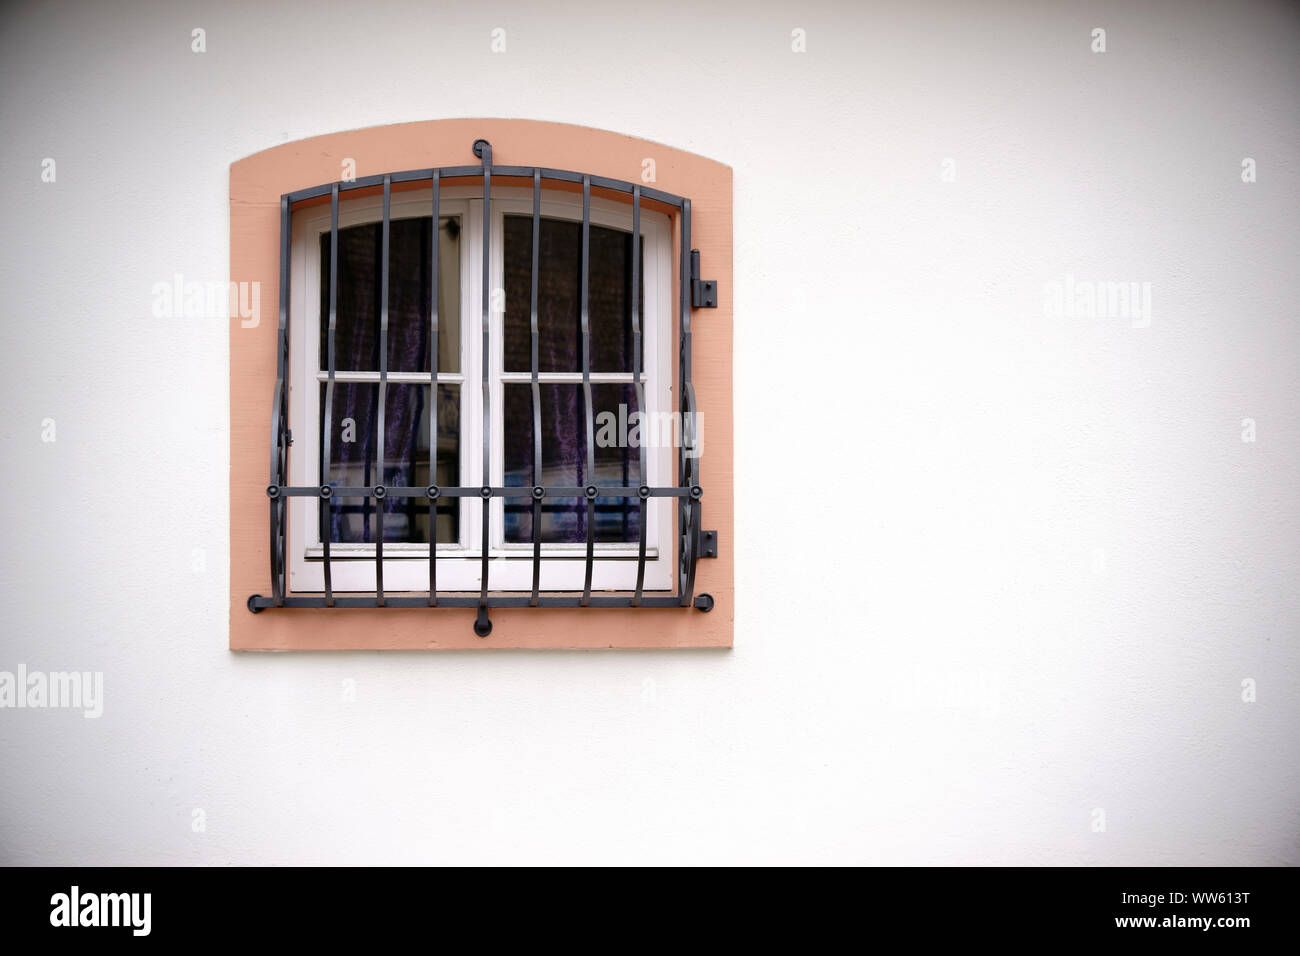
2,865 -> 1291,943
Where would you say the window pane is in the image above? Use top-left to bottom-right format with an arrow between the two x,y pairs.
503,383 -> 639,543
319,216 -> 460,373
502,215 -> 641,373
319,383 -> 459,543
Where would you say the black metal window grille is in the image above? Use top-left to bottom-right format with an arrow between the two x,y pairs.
250,140 -> 717,635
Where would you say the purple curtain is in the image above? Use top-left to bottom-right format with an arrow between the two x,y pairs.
322,214 -> 638,545
322,219 -> 443,544
501,215 -> 640,543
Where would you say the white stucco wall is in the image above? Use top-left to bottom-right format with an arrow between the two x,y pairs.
1,0 -> 1296,864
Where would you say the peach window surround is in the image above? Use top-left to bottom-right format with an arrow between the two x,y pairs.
230,119 -> 732,650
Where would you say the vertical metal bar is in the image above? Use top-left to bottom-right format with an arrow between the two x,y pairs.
529,169 -> 543,606
321,184 -> 339,607
428,171 -> 440,606
477,141 -> 492,611
375,176 -> 390,606
678,198 -> 692,606
270,195 -> 291,606
680,200 -> 693,453
362,435 -> 372,541
631,187 -> 647,605
683,381 -> 702,603
580,175 -> 596,606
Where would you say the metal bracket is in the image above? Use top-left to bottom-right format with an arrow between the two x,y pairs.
690,250 -> 717,308
700,529 -> 718,558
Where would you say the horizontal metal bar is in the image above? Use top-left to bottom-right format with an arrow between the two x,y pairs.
528,169 -> 685,207
285,167 -> 482,202
302,546 -> 662,560
314,371 -> 466,384
251,594 -> 689,610
285,166 -> 686,208
497,371 -> 635,383
275,485 -> 700,498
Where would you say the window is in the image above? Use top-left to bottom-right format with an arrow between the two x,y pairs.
286,185 -> 674,593
233,120 -> 731,648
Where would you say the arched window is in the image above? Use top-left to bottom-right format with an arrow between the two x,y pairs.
231,121 -> 731,648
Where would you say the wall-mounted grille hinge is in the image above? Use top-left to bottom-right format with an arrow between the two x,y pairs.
690,250 -> 717,308
700,529 -> 718,558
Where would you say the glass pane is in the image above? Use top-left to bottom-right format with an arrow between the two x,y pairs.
502,215 -> 642,373
503,383 -> 639,543
319,383 -> 459,544
319,216 -> 460,373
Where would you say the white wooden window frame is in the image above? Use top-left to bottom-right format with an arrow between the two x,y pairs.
287,185 -> 673,594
